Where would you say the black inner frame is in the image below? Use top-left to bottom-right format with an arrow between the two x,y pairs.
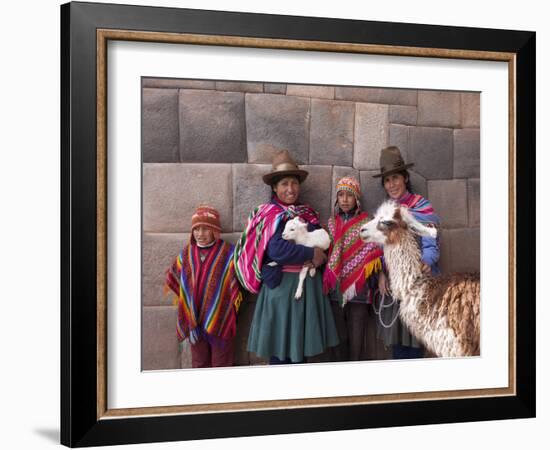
61,2 -> 536,447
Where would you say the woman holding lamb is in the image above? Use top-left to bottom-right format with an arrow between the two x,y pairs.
234,149 -> 339,364
373,146 -> 441,360
322,176 -> 383,361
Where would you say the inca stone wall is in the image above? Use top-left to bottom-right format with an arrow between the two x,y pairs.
141,78 -> 480,370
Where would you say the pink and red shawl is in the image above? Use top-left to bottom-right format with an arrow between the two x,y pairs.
165,239 -> 242,344
323,211 -> 383,302
233,199 -> 320,293
399,192 -> 440,225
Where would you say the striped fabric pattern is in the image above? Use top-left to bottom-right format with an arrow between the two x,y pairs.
233,199 -> 320,293
165,239 -> 242,344
399,192 -> 440,225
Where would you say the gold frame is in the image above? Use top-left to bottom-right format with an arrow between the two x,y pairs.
96,29 -> 517,420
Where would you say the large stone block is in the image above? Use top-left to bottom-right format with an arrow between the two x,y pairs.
179,90 -> 247,162
389,105 -> 417,125
142,306 -> 180,370
180,340 -> 193,369
287,84 -> 335,99
389,124 -> 410,163
417,90 -> 461,128
246,94 -> 311,164
232,164 -> 272,231
299,165 -> 333,226
409,127 -> 453,179
142,88 -> 179,162
428,179 -> 468,228
309,99 -> 354,166
335,87 -> 417,106
461,92 -> 481,128
264,83 -> 287,94
142,78 -> 216,90
454,128 -> 480,178
440,228 -> 480,273
360,170 -> 387,216
143,163 -> 233,232
331,166 -> 360,212
408,170 -> 428,199
353,103 -> 389,170
143,233 -> 187,307
215,81 -> 263,93
468,179 -> 480,227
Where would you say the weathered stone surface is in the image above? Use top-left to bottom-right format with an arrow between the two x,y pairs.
409,127 -> 453,179
142,88 -> 179,162
264,83 -> 287,94
143,233 -> 187,307
232,164 -> 272,231
299,165 -> 333,226
332,166 -> 360,212
353,103 -> 389,170
468,179 -> 480,227
142,306 -> 180,370
389,124 -> 410,163
142,78 -> 216,90
461,92 -> 481,128
215,81 -> 263,93
428,179 -> 468,228
335,87 -> 417,106
437,229 -> 453,275
389,105 -> 417,125
246,94 -> 311,164
180,340 -> 193,369
179,90 -> 247,162
408,170 -> 428,199
143,163 -> 233,232
417,90 -> 461,128
360,170 -> 387,216
440,228 -> 480,273
454,128 -> 480,178
287,84 -> 335,99
309,99 -> 354,166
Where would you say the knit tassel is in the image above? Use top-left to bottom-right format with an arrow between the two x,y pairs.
234,291 -> 243,313
364,258 -> 382,281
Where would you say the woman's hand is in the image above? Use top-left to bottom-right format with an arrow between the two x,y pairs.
312,247 -> 327,267
378,271 -> 389,296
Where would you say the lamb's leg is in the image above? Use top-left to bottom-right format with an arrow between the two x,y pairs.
295,266 -> 309,299
308,267 -> 316,277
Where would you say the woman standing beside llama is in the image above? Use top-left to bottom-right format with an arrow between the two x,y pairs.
373,146 -> 441,360
233,149 -> 339,364
322,176 -> 383,361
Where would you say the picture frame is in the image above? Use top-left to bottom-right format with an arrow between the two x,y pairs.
61,1 -> 535,447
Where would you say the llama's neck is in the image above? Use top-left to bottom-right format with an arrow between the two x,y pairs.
384,233 -> 424,303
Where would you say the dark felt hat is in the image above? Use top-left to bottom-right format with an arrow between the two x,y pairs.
262,149 -> 309,185
372,146 -> 414,178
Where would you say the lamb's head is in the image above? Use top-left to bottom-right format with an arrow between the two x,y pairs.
360,200 -> 437,247
282,216 -> 307,241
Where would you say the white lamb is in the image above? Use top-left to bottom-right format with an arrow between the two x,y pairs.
281,217 -> 330,299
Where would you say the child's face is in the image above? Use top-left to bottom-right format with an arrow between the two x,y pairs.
337,190 -> 357,213
193,226 -> 215,246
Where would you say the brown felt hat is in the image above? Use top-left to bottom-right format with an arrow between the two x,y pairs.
262,149 -> 309,185
372,146 -> 414,178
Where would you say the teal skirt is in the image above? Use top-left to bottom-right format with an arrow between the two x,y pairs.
247,271 -> 340,363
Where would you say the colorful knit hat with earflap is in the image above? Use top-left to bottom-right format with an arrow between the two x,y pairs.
190,204 -> 222,242
334,176 -> 362,214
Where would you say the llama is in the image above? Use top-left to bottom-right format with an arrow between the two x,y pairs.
280,217 -> 330,299
359,201 -> 480,357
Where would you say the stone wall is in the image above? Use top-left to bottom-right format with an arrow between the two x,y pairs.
141,78 -> 480,370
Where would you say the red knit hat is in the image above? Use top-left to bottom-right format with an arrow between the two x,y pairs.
191,204 -> 222,240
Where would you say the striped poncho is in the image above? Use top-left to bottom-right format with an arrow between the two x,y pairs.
165,239 -> 242,345
322,211 -> 383,305
233,199 -> 320,294
399,192 -> 440,226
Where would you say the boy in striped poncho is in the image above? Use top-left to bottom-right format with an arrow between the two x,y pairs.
165,205 -> 242,368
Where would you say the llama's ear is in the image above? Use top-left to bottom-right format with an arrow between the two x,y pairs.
400,206 -> 437,238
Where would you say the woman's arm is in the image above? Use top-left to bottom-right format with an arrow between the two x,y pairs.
266,225 -> 314,265
420,235 -> 440,267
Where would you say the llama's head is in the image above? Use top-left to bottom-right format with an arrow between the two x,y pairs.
282,216 -> 307,241
359,200 -> 437,246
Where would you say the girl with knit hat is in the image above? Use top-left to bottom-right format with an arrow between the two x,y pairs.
322,176 -> 383,361
165,205 -> 242,368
